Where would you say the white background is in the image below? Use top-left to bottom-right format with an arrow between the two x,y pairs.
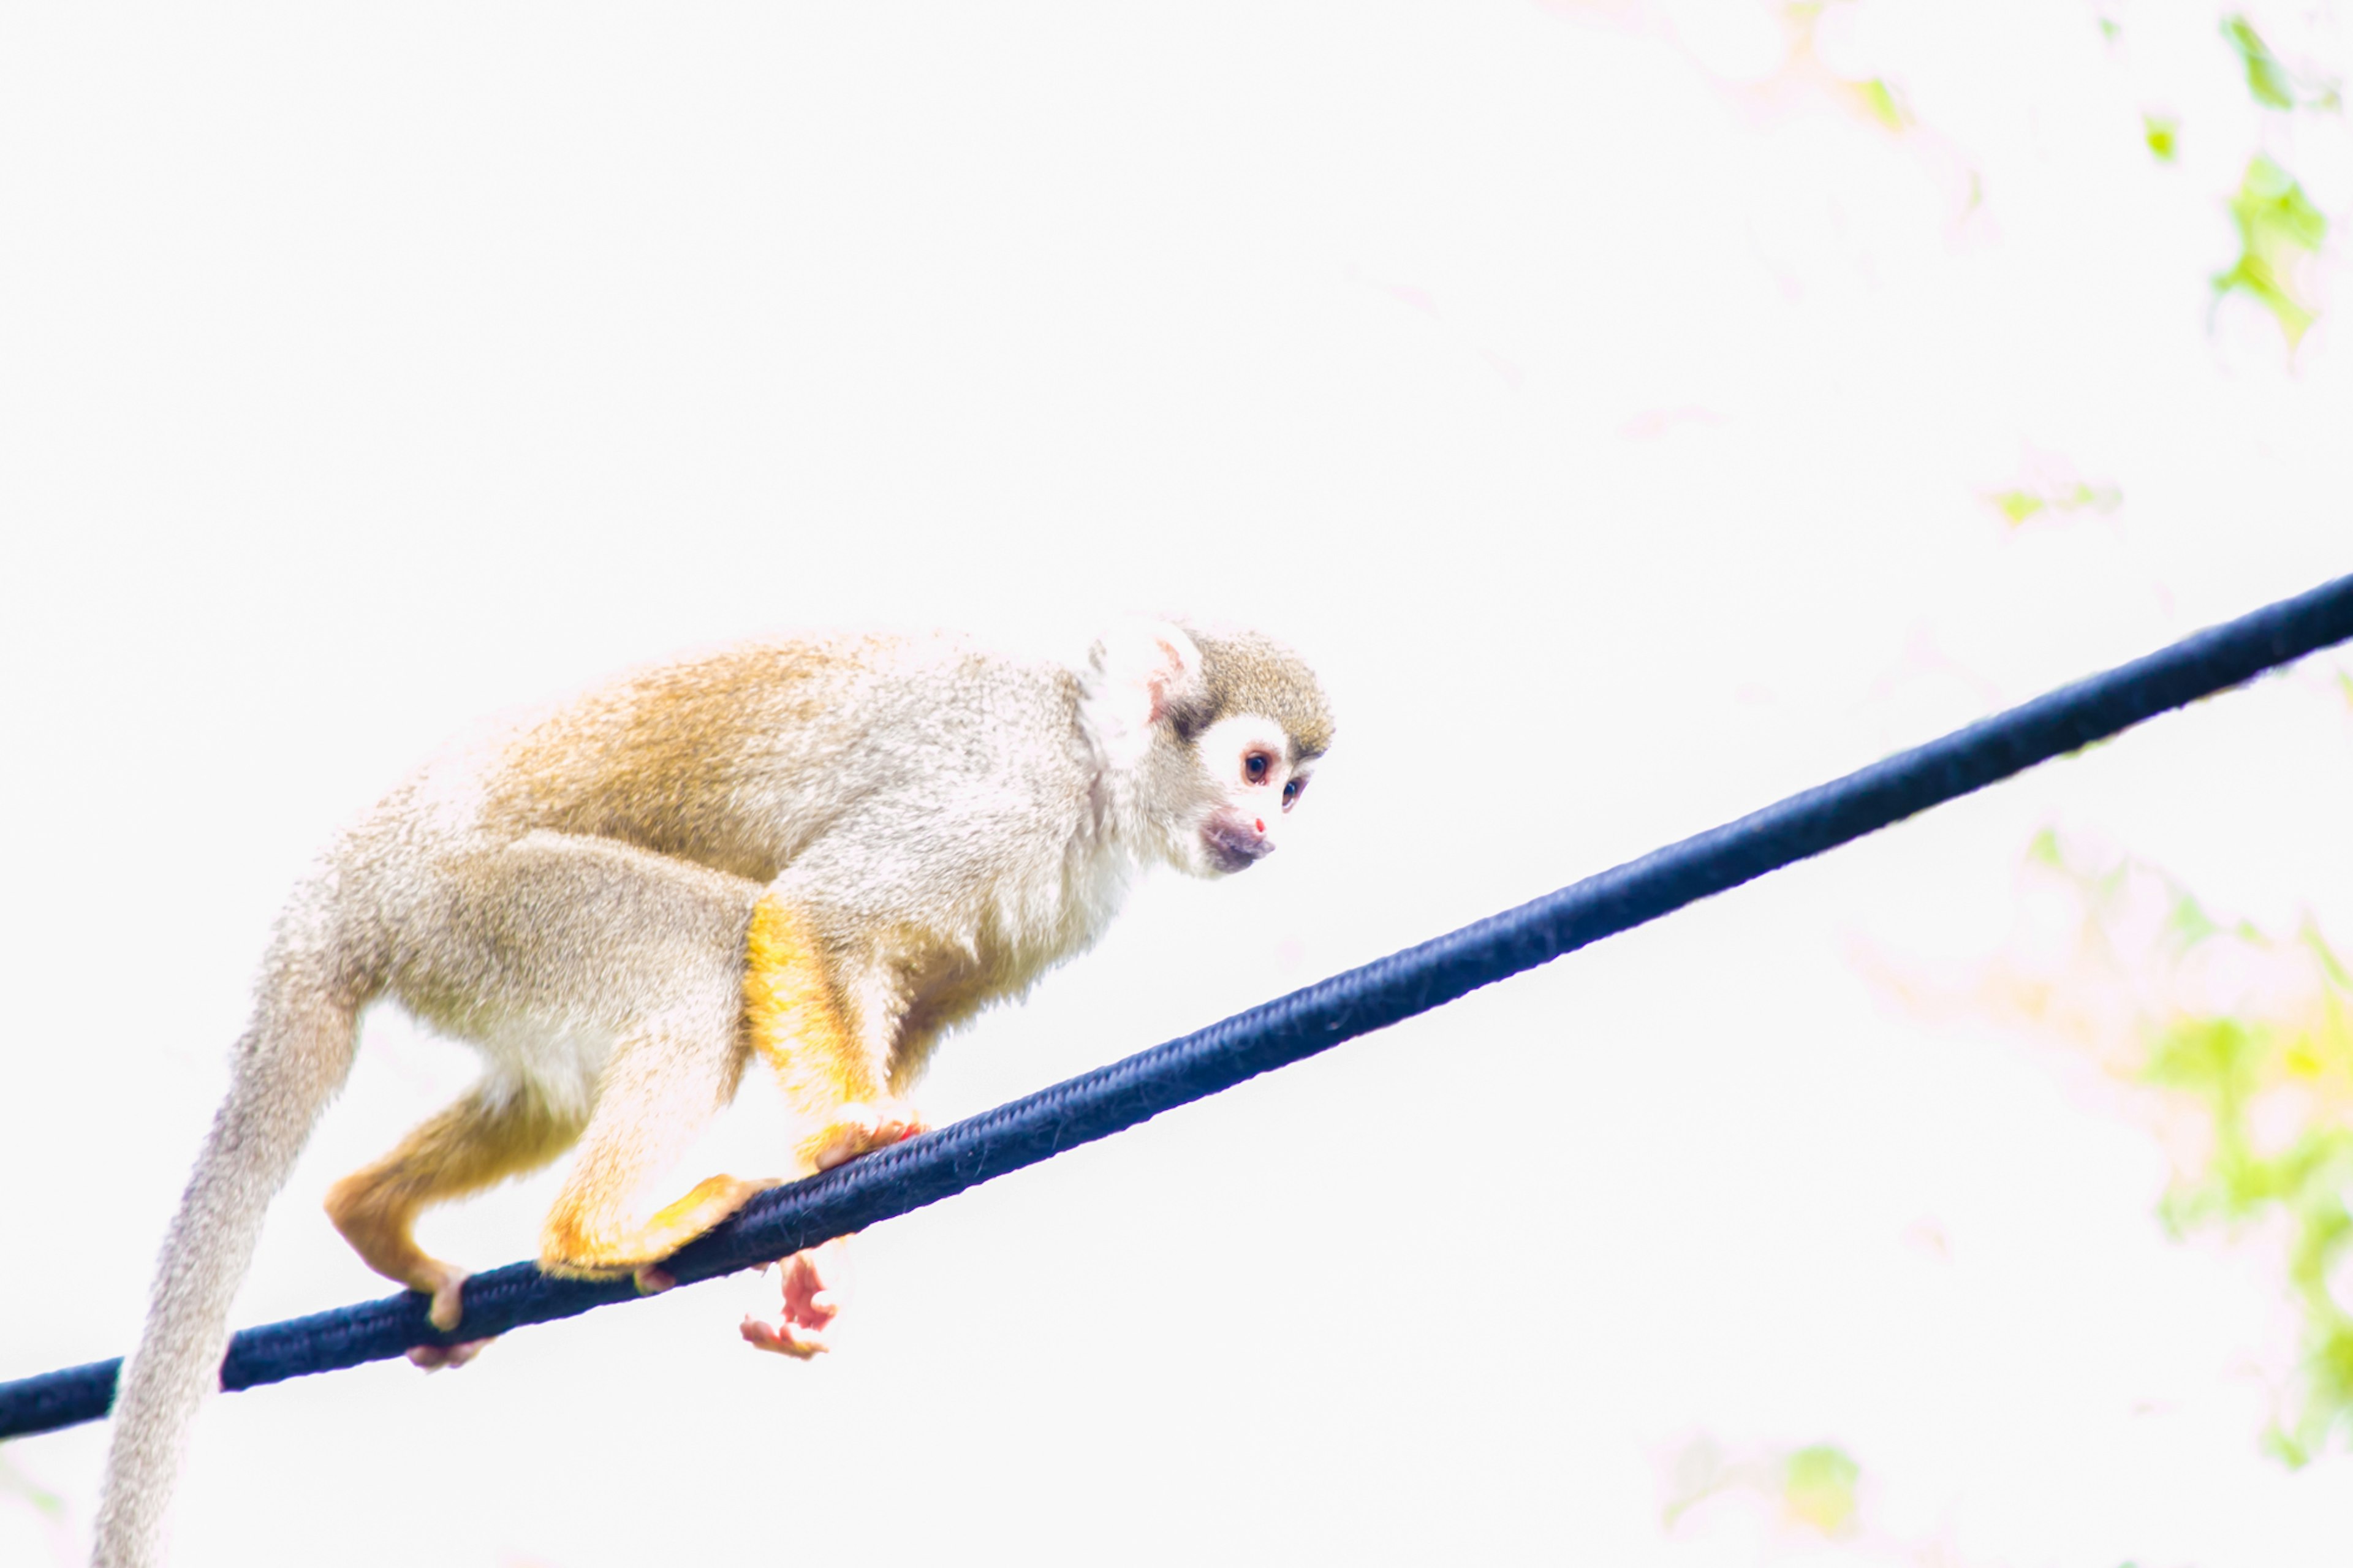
4,2 -> 2351,1562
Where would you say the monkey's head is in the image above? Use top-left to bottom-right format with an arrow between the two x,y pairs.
1083,620 -> 1333,878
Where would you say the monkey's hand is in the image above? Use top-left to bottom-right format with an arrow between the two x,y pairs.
739,1237 -> 853,1358
740,1108 -> 920,1358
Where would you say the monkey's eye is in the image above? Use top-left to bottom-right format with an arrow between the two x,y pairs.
1243,752 -> 1271,784
1281,778 -> 1304,811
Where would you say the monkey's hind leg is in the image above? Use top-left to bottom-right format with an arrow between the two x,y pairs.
326,1083 -> 578,1344
537,1018 -> 775,1285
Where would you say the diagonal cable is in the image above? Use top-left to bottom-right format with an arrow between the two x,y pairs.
6,570 -> 2351,1442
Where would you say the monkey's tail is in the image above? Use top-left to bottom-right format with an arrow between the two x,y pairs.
91,926 -> 363,1568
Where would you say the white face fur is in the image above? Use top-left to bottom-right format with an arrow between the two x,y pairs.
1189,711 -> 1314,875
1081,618 -> 1325,878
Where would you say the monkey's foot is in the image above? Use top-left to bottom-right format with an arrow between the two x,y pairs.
801,1100 -> 926,1173
403,1260 -> 491,1369
739,1238 -> 851,1358
407,1338 -> 494,1372
540,1173 -> 784,1279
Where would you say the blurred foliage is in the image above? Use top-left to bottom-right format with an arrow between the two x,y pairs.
1980,833 -> 2353,1464
2213,155 -> 2329,350
1781,1444 -> 1864,1534
2088,12 -> 2343,344
1987,479 -> 2123,526
0,1456 -> 63,1521
0,1452 -> 69,1568
1782,2 -> 1913,132
1850,74 -> 1908,132
2222,15 -> 2344,113
1662,1435 -> 1863,1538
2225,15 -> 2300,110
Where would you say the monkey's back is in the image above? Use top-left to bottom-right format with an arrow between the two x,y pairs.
457,632 -> 1097,890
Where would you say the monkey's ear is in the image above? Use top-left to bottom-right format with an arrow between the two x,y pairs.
1085,619 -> 1203,762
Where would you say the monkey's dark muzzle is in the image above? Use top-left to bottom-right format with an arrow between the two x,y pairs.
1202,821 -> 1275,873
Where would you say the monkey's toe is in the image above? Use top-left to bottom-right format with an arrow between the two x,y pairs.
407,1338 -> 494,1372
804,1102 -> 926,1173
416,1263 -> 471,1333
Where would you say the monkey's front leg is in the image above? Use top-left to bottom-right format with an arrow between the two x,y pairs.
733,894 -> 928,1354
743,894 -> 926,1170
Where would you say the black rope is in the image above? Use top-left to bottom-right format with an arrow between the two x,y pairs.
7,571 -> 2351,1442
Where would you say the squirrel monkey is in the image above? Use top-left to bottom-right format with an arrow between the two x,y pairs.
91,620 -> 1332,1568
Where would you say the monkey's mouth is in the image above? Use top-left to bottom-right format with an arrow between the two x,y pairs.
1200,819 -> 1274,874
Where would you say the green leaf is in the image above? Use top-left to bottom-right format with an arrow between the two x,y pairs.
2143,113 -> 2180,162
2005,844 -> 2353,1461
1854,78 -> 1907,132
2224,16 -> 2298,109
2214,155 -> 2328,349
2056,482 -> 2124,513
2145,1016 -> 2260,1105
2167,892 -> 2220,950
1991,489 -> 2045,525
1782,1444 -> 1862,1536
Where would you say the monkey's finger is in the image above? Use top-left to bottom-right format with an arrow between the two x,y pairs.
738,1315 -> 828,1358
777,1244 -> 849,1328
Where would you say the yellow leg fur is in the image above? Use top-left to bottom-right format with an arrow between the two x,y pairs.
743,895 -> 921,1170
539,1173 -> 782,1280
538,895 -> 916,1282
328,1087 -> 577,1330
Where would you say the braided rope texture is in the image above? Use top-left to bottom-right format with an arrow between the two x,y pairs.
6,571 -> 2350,1442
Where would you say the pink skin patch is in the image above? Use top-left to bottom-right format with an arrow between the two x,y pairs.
1254,819 -> 1265,833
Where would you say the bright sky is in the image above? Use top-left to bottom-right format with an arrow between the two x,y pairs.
4,2 -> 2351,1563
